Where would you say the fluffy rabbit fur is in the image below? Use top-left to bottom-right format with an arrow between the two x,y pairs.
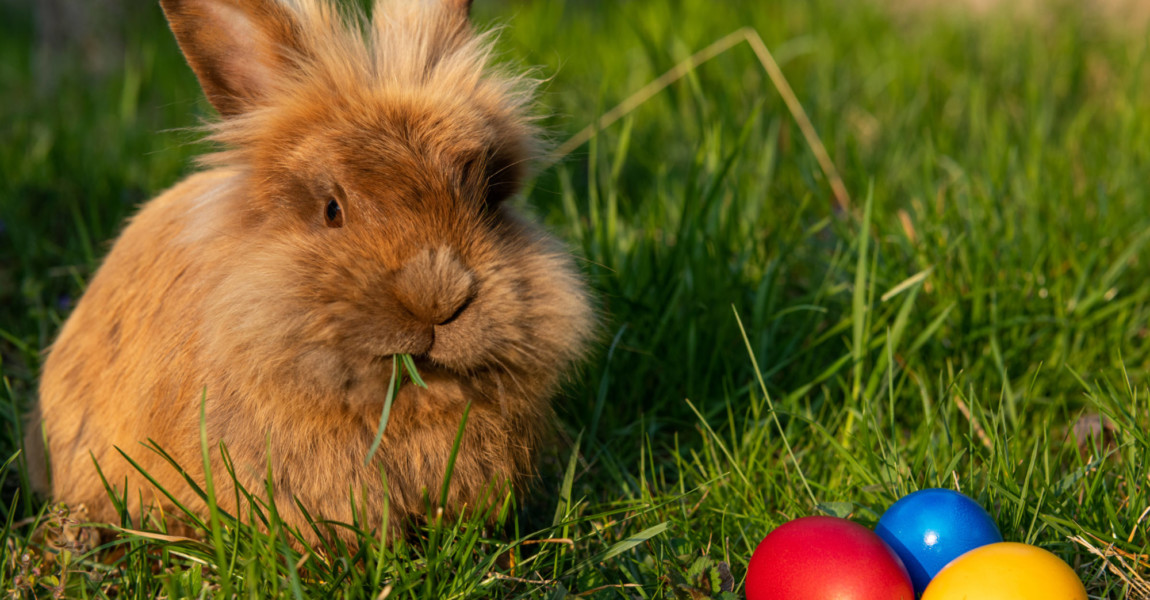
27,0 -> 592,542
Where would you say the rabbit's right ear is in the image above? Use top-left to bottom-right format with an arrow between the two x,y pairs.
160,0 -> 304,117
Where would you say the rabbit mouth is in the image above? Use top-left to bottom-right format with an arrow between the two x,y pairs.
382,352 -> 489,385
374,325 -> 483,376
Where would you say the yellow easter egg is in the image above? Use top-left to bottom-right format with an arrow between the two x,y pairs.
921,542 -> 1086,600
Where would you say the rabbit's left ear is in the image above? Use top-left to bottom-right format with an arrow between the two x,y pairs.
447,0 -> 473,20
161,0 -> 306,117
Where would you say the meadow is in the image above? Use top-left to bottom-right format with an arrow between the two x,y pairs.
3,0 -> 1150,597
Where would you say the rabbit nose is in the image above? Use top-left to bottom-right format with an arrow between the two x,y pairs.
393,247 -> 475,326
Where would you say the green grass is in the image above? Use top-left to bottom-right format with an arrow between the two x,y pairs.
3,0 -> 1150,597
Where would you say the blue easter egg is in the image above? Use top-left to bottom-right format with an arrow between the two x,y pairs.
875,488 -> 1002,596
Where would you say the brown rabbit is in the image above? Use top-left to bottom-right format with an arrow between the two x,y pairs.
26,0 -> 592,543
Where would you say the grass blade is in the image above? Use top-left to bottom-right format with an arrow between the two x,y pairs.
365,357 -> 402,466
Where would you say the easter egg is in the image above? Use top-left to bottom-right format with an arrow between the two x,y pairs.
875,488 -> 1002,594
745,515 -> 914,600
921,541 -> 1087,600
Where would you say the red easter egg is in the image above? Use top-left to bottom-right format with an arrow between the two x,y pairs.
746,516 -> 915,600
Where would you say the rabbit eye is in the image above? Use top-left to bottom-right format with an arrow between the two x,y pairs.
324,198 -> 344,228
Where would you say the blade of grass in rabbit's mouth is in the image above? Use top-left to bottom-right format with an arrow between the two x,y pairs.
364,353 -> 427,464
